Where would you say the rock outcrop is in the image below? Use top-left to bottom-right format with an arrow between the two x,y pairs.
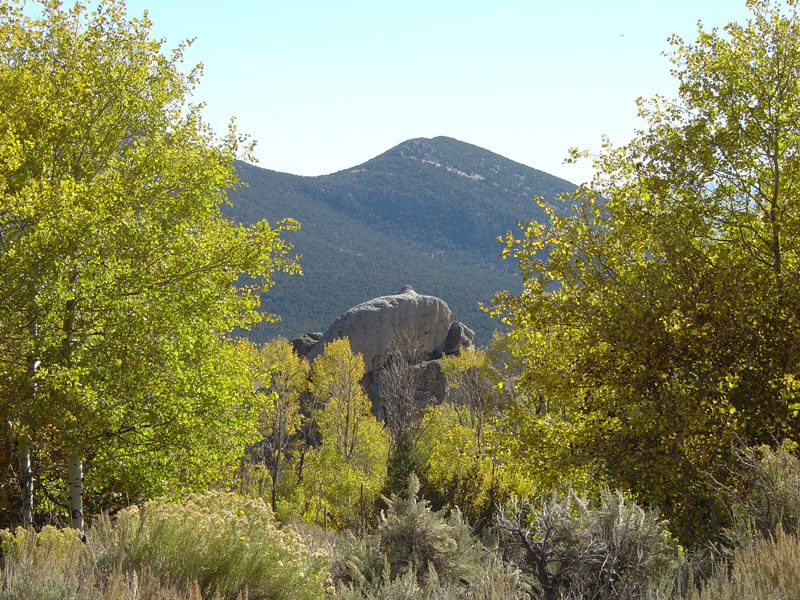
368,359 -> 448,417
291,332 -> 322,357
439,321 -> 476,356
291,285 -> 475,416
305,285 -> 458,372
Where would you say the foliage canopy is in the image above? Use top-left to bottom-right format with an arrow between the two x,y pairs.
0,0 -> 299,524
492,0 -> 800,542
305,338 -> 388,528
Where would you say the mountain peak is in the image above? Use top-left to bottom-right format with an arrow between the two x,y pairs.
227,138 -> 577,345
384,136 -> 494,162
374,136 -> 572,193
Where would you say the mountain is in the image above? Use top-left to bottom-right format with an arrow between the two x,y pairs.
226,136 -> 577,345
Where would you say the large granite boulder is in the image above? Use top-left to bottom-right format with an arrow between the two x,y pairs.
307,285 -> 453,372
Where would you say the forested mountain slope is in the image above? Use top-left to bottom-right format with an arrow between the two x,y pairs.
226,136 -> 577,344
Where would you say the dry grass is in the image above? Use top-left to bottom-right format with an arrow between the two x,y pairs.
0,524 -> 232,599
0,492 -> 328,600
686,530 -> 800,600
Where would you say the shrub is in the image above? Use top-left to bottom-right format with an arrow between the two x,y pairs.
713,443 -> 800,548
452,554 -> 530,600
333,553 -> 529,600
328,475 -> 527,599
496,487 -> 677,600
328,533 -> 384,592
0,526 -> 85,600
335,570 -> 424,600
685,529 -> 800,600
86,491 -> 329,600
0,526 -> 219,600
378,475 -> 482,585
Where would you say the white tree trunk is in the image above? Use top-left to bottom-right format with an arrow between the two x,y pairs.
20,322 -> 39,530
18,434 -> 32,529
68,450 -> 84,536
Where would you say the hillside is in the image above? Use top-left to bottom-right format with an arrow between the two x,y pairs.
226,136 -> 577,344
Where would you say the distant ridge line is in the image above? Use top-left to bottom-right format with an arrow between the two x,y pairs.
226,136 -> 577,345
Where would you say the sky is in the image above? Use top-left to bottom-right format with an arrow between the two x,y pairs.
119,0 -> 753,185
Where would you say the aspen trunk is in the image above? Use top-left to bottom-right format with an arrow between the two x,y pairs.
20,321 -> 38,529
270,450 -> 280,513
18,434 -> 32,529
68,451 -> 84,536
62,286 -> 84,536
315,479 -> 323,525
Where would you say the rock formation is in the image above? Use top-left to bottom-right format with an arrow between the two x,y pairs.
305,285 -> 472,371
291,285 -> 475,415
291,332 -> 322,357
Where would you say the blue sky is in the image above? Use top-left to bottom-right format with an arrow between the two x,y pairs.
121,1 -> 751,184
